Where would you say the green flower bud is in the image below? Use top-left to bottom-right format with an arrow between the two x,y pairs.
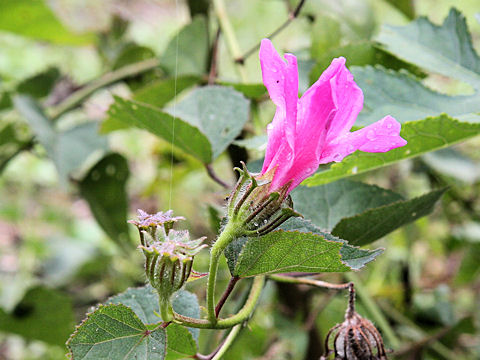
139,228 -> 206,320
227,162 -> 301,236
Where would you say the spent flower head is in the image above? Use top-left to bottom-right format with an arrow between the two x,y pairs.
128,209 -> 185,246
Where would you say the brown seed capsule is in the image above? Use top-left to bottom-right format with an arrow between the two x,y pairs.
322,284 -> 388,360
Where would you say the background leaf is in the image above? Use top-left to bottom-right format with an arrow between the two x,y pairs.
291,182 -> 445,245
353,66 -> 480,126
332,188 -> 447,245
376,8 -> 480,89
160,16 -> 209,76
304,115 -> 480,186
79,153 -> 130,247
167,86 -> 250,159
67,304 -> 166,360
0,0 -> 94,45
0,286 -> 74,346
291,181 -> 402,231
107,97 -> 212,163
100,76 -> 200,134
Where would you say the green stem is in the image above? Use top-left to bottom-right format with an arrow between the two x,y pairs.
175,275 -> 265,329
207,220 -> 240,324
159,297 -> 173,322
211,324 -> 242,360
345,273 -> 400,349
48,58 -> 160,120
212,0 -> 248,82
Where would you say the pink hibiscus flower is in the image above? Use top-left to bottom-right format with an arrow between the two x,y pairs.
259,39 -> 407,192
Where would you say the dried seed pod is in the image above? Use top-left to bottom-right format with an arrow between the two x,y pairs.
322,284 -> 388,360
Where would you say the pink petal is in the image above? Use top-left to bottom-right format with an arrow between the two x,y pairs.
319,115 -> 407,164
323,58 -> 364,143
260,39 -> 298,173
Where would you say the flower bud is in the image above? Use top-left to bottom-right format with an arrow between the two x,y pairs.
322,284 -> 388,360
139,229 -> 206,300
227,162 -> 301,236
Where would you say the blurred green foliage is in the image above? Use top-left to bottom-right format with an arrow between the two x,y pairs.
0,0 -> 479,359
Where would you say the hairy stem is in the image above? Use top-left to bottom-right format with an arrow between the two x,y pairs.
211,324 -> 242,360
195,325 -> 242,360
212,0 -> 248,82
175,275 -> 265,329
207,220 -> 241,324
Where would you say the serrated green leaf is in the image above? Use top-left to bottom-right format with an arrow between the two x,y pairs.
107,96 -> 212,163
376,8 -> 480,89
304,115 -> 480,186
160,16 -> 209,76
0,0 -> 94,45
100,76 -> 200,133
232,230 -> 348,277
67,304 -> 166,360
0,286 -> 74,346
353,66 -> 480,126
108,286 -> 200,357
333,188 -> 446,245
79,153 -> 130,247
167,86 -> 250,159
291,181 -> 402,231
230,216 -> 382,277
279,217 -> 384,271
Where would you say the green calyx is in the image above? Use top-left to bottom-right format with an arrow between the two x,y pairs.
140,229 -> 207,303
227,162 -> 301,237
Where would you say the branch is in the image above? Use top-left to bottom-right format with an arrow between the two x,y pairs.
208,28 -> 222,85
212,0 -> 248,82
215,276 -> 240,317
205,164 -> 230,189
269,274 -> 351,290
48,58 -> 160,120
235,0 -> 307,64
